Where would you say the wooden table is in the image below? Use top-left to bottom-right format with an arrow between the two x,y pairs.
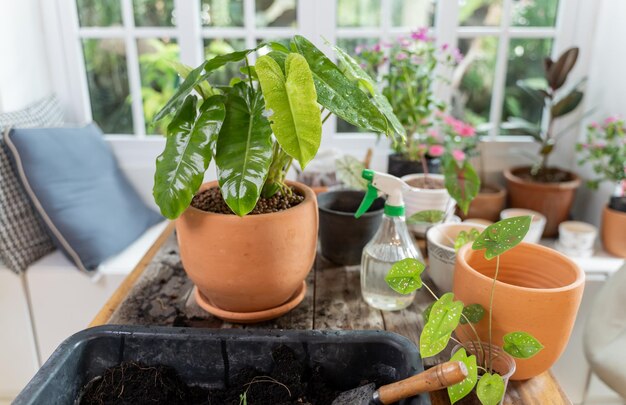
92,222 -> 571,405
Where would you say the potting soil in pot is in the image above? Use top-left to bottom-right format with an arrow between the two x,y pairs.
191,187 -> 304,215
406,177 -> 444,190
77,345 -> 374,405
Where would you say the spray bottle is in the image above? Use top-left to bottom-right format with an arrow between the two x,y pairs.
355,170 -> 424,311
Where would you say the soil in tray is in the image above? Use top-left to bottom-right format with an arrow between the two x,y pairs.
78,346 -> 362,405
191,187 -> 304,215
406,176 -> 445,190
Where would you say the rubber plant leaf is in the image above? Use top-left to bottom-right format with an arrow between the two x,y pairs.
472,216 -> 532,260
503,331 -> 544,359
420,293 -> 463,357
460,303 -> 485,325
444,158 -> 480,216
332,43 -> 406,143
447,348 -> 478,404
551,90 -> 583,118
407,210 -> 445,225
385,258 -> 425,294
153,94 -> 225,219
335,155 -> 367,190
547,47 -> 579,90
154,47 -> 259,122
215,83 -> 273,216
476,373 -> 505,405
290,35 -> 391,136
256,53 -> 322,168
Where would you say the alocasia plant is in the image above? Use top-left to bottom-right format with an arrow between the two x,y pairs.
153,37 -> 405,218
385,216 -> 544,404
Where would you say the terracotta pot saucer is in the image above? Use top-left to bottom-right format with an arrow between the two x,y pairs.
194,281 -> 307,323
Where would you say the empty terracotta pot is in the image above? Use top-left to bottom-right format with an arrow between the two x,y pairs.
458,184 -> 506,222
453,243 -> 585,380
176,181 -> 318,313
602,205 -> 626,258
504,167 -> 580,237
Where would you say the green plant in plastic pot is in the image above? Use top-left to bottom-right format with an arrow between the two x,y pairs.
152,36 -> 405,218
385,216 -> 543,404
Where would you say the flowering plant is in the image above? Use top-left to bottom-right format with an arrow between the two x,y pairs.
355,28 -> 461,161
576,116 -> 626,197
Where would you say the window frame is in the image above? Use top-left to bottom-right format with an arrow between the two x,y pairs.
44,0 -> 596,150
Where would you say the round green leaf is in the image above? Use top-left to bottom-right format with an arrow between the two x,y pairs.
385,258 -> 425,294
503,331 -> 544,359
476,373 -> 505,405
447,348 -> 478,404
407,210 -> 445,225
472,216 -> 532,260
422,302 -> 434,324
420,293 -> 463,357
460,303 -> 486,325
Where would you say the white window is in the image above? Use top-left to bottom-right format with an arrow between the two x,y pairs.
46,0 -> 593,142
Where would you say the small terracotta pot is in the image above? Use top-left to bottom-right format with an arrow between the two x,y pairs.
453,243 -> 585,380
458,184 -> 506,222
602,205 -> 626,258
176,181 -> 318,313
504,166 -> 580,237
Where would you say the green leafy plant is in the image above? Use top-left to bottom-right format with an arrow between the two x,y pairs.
335,155 -> 368,191
406,209 -> 446,225
454,228 -> 480,251
503,47 -> 584,178
385,216 -> 544,404
576,117 -> 626,197
152,37 -> 405,218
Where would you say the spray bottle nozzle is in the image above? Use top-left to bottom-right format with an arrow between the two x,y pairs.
355,170 -> 406,218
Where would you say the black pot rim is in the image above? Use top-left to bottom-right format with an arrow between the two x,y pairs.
317,190 -> 384,218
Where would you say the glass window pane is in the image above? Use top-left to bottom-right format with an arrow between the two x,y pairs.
82,39 -> 133,134
76,0 -> 122,27
201,0 -> 244,27
133,0 -> 175,27
512,0 -> 559,27
137,38 -> 180,135
451,37 -> 498,128
335,38 -> 378,133
203,38 -> 246,85
502,38 -> 553,129
337,0 -> 381,28
459,0 -> 502,27
392,0 -> 436,27
256,0 -> 297,27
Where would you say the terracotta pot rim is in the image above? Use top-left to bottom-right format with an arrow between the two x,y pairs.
478,183 -> 506,196
457,243 -> 585,293
401,173 -> 447,193
504,166 -> 581,189
317,190 -> 384,218
605,204 -> 626,217
184,180 -> 316,219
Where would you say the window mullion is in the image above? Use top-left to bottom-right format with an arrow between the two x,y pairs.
434,0 -> 458,107
175,0 -> 202,66
244,0 -> 256,49
121,0 -> 146,137
488,0 -> 513,138
315,0 -> 338,147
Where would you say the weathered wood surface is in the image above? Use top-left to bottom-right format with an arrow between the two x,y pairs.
94,226 -> 571,405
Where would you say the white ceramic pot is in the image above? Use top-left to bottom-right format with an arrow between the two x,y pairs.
556,221 -> 597,257
500,208 -> 546,244
426,222 -> 486,292
401,173 -> 455,236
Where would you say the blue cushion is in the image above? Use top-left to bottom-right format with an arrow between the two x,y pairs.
4,124 -> 162,271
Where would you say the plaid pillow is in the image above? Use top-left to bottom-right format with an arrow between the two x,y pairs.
0,95 -> 64,273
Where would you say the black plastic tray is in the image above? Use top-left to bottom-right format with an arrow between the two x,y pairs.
14,326 -> 430,405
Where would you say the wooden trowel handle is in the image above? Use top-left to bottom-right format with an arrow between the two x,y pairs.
376,361 -> 468,404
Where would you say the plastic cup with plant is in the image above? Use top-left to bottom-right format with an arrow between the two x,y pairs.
384,216 -> 544,404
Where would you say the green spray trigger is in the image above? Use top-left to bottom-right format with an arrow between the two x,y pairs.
355,182 -> 379,218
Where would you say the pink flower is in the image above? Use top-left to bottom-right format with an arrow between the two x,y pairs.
410,27 -> 430,42
444,115 -> 459,126
372,43 -> 382,52
398,37 -> 411,47
396,52 -> 408,61
427,128 -> 440,140
354,45 -> 364,55
452,48 -> 463,63
594,141 -> 607,149
604,116 -> 619,125
452,149 -> 466,162
441,43 -> 449,51
428,145 -> 444,157
589,122 -> 599,130
458,123 -> 476,137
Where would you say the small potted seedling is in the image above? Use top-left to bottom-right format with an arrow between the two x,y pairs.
576,116 -> 626,257
385,216 -> 545,404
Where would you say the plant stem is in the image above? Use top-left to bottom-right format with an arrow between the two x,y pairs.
322,111 -> 332,124
488,255 -> 501,373
244,57 -> 254,90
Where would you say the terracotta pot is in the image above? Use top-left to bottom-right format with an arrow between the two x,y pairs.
458,184 -> 506,222
453,243 -> 585,380
176,180 -> 318,313
504,166 -> 580,237
602,205 -> 626,258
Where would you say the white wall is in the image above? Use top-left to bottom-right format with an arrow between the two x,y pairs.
0,0 -> 51,112
571,0 -> 626,227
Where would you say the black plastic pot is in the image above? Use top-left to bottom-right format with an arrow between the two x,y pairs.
387,153 -> 441,178
609,196 -> 626,212
14,326 -> 428,405
318,190 -> 385,265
